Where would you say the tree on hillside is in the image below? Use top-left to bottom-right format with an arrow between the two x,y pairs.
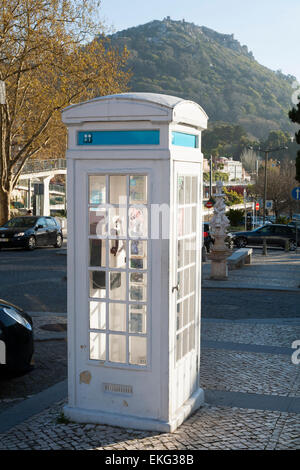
289,97 -> 300,182
0,0 -> 130,224
251,159 -> 298,218
240,148 -> 259,173
202,123 -> 250,158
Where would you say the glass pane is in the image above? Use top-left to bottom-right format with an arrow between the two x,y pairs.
178,208 -> 184,237
183,328 -> 188,357
189,265 -> 196,293
129,336 -> 147,366
89,176 -> 106,204
189,324 -> 195,351
129,284 -> 146,302
183,298 -> 189,327
176,302 -> 183,331
178,239 -> 184,269
109,240 -> 126,269
185,176 -> 191,204
109,303 -> 126,332
90,332 -> 106,360
192,206 -> 197,233
89,271 -> 106,299
89,208 -> 107,236
129,304 -> 147,334
89,239 -> 106,267
109,175 -> 127,205
184,207 -> 191,235
184,238 -> 190,266
191,177 -> 198,204
109,207 -> 127,237
130,240 -> 147,270
189,294 -> 195,323
184,269 -> 189,296
129,176 -> 147,204
129,207 -> 148,238
176,333 -> 182,361
89,301 -> 106,330
178,176 -> 184,205
130,272 -> 146,284
109,271 -> 126,300
177,271 -> 183,299
109,334 -> 126,363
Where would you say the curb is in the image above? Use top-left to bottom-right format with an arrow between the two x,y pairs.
0,380 -> 67,434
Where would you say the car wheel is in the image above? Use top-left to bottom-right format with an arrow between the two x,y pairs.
288,239 -> 297,251
27,235 -> 36,251
54,234 -> 63,248
235,237 -> 247,248
226,239 -> 234,250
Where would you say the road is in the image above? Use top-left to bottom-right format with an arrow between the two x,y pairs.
0,245 -> 67,312
0,245 -> 299,318
0,245 -> 299,418
202,288 -> 300,319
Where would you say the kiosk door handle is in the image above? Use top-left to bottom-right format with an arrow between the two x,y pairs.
172,284 -> 179,293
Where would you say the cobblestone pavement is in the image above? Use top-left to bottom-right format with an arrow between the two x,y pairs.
0,249 -> 299,449
0,316 -> 299,449
202,250 -> 300,290
202,320 -> 300,347
0,400 -> 299,450
0,339 -> 67,414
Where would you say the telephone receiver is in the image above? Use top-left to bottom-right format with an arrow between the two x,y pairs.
110,227 -> 119,256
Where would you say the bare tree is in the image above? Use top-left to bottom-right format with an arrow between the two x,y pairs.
252,158 -> 298,218
0,0 -> 130,224
240,148 -> 259,173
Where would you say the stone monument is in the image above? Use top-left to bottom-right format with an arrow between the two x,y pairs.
208,180 -> 230,280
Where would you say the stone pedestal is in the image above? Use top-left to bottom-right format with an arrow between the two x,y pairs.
208,180 -> 230,280
208,237 -> 230,280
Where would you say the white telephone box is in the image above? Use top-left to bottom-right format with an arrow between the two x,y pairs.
62,93 -> 208,432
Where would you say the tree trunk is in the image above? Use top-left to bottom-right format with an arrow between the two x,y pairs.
0,188 -> 10,226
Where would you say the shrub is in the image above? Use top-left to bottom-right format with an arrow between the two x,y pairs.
227,209 -> 244,226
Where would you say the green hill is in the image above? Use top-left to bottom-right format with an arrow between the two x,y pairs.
109,18 -> 296,139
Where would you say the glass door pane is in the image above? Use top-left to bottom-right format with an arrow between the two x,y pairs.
175,174 -> 199,362
88,174 -> 149,367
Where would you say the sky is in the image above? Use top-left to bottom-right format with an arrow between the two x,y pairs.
100,0 -> 300,85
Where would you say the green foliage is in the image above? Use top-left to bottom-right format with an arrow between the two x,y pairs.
202,123 -> 251,157
276,216 -> 290,225
110,19 -> 297,139
214,171 -> 229,182
56,412 -> 71,425
224,188 -> 244,205
226,209 -> 244,226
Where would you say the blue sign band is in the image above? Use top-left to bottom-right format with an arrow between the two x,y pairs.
172,131 -> 198,148
78,130 -> 160,146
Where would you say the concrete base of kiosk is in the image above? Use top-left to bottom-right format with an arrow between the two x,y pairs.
63,388 -> 204,433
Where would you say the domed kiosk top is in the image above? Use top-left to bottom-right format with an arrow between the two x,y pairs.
62,92 -> 208,130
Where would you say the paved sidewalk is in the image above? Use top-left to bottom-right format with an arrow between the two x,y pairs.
202,250 -> 300,291
0,248 -> 299,449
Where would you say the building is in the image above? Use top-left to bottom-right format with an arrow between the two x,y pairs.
217,156 -> 243,181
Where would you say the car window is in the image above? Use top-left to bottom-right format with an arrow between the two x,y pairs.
37,217 -> 47,227
274,226 -> 289,235
257,226 -> 273,234
4,217 -> 36,228
45,218 -> 56,227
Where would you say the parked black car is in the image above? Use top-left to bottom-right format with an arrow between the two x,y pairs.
0,299 -> 34,372
232,224 -> 300,250
0,216 -> 63,250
